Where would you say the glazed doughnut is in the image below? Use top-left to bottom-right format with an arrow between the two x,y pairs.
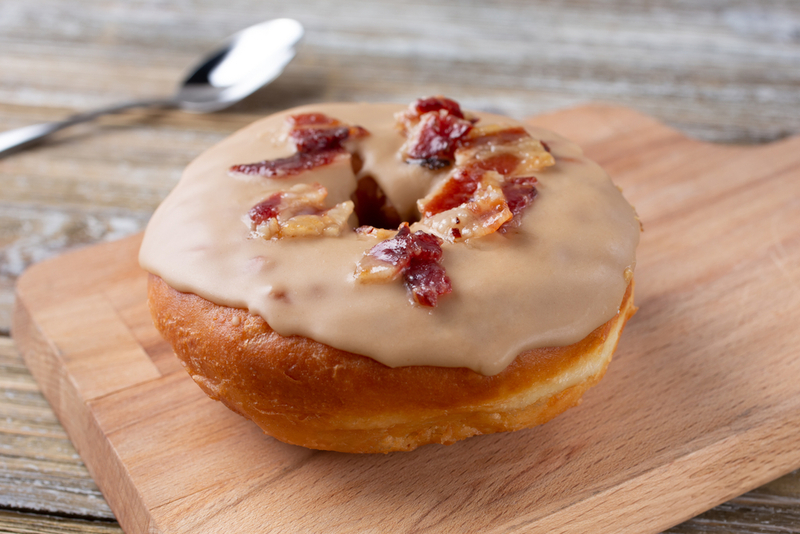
141,97 -> 640,453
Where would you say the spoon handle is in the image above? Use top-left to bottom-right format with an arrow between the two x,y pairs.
0,98 -> 176,158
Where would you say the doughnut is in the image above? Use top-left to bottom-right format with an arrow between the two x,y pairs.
140,97 -> 640,453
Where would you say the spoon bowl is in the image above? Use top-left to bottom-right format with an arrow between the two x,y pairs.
178,18 -> 304,112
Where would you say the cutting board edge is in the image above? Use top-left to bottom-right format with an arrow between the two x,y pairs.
530,399 -> 800,533
11,292 -> 165,534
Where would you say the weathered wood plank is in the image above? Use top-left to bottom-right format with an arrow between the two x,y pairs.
0,337 -> 115,521
670,470 -> 800,533
0,510 -> 122,534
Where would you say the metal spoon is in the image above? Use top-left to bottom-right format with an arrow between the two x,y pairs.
0,18 -> 304,158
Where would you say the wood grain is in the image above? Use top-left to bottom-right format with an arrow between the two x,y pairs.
0,511 -> 122,534
0,335 -> 125,534
10,104 -> 800,533
0,337 -> 114,520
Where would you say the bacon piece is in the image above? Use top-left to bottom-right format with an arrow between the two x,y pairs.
412,96 -> 466,119
407,230 -> 444,262
468,152 -> 521,175
355,225 -> 396,241
355,224 -> 418,282
418,167 -> 482,218
455,125 -> 555,177
419,171 -> 512,242
246,183 -> 353,239
395,96 -> 479,133
248,193 -> 283,225
396,99 -> 555,179
355,224 -> 451,307
288,114 -> 369,153
499,177 -> 538,233
230,150 -> 347,177
401,110 -> 474,169
405,259 -> 451,307
459,125 -> 529,148
396,96 -> 475,170
290,126 -> 351,153
396,96 -> 467,132
230,113 -> 369,177
403,110 -> 551,241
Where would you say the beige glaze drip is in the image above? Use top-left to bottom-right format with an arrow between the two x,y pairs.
139,103 -> 639,376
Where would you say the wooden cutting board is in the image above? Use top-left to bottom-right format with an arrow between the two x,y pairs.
12,105 -> 800,534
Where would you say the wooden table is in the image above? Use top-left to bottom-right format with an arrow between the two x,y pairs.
1,1 -> 799,532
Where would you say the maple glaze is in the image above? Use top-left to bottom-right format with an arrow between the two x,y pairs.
139,103 -> 639,375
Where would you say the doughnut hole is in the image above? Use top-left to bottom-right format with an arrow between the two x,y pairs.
349,152 -> 409,229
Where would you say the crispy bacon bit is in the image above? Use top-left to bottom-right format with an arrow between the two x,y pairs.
409,117 -> 554,240
401,111 -> 474,169
230,113 -> 369,177
396,96 -> 470,132
419,167 -> 482,218
248,193 -> 283,225
246,183 -> 353,239
412,96 -> 465,119
455,125 -> 554,177
355,224 -> 451,307
420,171 -> 512,242
499,177 -> 538,233
355,225 -> 396,241
356,224 -> 431,279
459,125 -> 528,147
394,98 -> 551,243
396,96 -> 475,170
405,260 -> 451,307
288,113 -> 369,153
230,150 -> 346,177
290,126 -> 351,153
469,152 -> 522,175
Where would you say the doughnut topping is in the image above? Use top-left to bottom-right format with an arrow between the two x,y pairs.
287,113 -> 369,152
411,119 -> 553,242
397,96 -> 472,124
499,177 -> 539,232
397,97 -> 476,170
456,125 -> 554,177
246,183 -> 353,239
355,223 -> 451,307
418,170 -> 513,241
229,113 -> 369,177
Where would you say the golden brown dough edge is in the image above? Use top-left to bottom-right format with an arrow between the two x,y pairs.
148,274 -> 636,453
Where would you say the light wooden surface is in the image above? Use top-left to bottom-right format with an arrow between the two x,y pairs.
3,1 -> 800,532
10,104 -> 800,533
